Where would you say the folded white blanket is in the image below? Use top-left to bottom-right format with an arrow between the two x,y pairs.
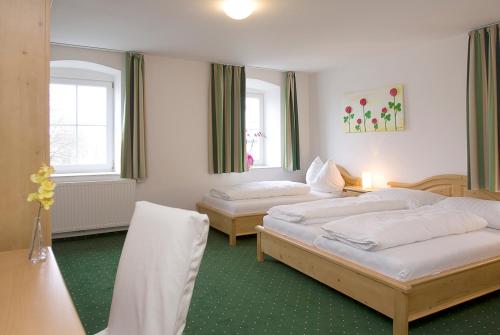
321,207 -> 488,251
209,181 -> 310,201
267,197 -> 409,224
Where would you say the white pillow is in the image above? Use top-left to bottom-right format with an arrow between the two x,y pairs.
306,156 -> 323,185
309,160 -> 345,194
360,188 -> 446,209
434,197 -> 500,229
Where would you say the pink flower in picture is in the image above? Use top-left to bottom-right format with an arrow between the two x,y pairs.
343,106 -> 354,132
387,87 -> 402,130
359,98 -> 370,132
354,117 -> 362,132
381,107 -> 390,131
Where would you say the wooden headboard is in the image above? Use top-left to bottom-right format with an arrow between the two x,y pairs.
388,174 -> 500,200
338,166 -> 361,187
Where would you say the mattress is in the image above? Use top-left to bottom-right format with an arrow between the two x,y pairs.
262,217 -> 500,282
201,191 -> 335,215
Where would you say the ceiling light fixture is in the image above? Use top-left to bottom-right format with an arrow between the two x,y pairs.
223,0 -> 256,20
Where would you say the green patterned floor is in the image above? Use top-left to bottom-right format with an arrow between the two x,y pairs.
53,229 -> 499,335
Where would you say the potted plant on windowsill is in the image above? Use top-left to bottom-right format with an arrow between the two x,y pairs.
246,130 -> 266,168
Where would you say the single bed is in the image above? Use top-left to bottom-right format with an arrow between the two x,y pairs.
197,166 -> 360,246
256,175 -> 500,335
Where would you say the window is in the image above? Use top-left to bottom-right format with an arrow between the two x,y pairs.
245,93 -> 265,166
50,79 -> 114,173
50,61 -> 121,175
246,78 -> 281,168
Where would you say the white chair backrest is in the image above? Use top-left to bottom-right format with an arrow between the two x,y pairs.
103,201 -> 209,335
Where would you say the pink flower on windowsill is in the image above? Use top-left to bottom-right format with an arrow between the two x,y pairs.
247,154 -> 254,167
245,130 -> 266,166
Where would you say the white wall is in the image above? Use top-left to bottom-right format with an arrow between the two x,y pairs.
310,34 -> 468,186
137,56 -> 312,209
51,45 -> 313,210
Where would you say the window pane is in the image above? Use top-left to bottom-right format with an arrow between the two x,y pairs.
246,97 -> 261,130
50,84 -> 76,125
77,85 -> 108,125
77,126 -> 108,165
248,138 -> 261,161
50,125 -> 77,166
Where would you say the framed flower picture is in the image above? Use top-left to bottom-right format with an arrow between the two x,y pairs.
342,84 -> 404,133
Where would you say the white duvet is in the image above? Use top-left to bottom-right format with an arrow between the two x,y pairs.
321,206 -> 488,251
209,181 -> 310,201
267,197 -> 409,224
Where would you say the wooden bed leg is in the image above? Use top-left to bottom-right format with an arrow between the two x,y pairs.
393,292 -> 409,335
228,219 -> 237,247
229,233 -> 236,247
256,231 -> 264,262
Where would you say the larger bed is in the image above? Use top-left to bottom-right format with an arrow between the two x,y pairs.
256,175 -> 500,335
197,166 -> 360,246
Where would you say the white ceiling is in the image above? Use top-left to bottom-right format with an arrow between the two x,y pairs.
51,0 -> 500,72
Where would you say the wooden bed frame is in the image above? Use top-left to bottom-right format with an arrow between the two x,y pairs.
256,175 -> 500,335
197,166 -> 361,246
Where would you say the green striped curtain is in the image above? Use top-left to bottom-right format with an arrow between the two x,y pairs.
282,72 -> 300,171
209,64 -> 247,174
121,52 -> 147,180
467,25 -> 499,192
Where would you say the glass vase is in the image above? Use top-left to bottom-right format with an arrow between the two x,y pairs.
29,216 -> 47,263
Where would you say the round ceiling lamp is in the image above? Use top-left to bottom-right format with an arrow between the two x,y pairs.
223,0 -> 256,20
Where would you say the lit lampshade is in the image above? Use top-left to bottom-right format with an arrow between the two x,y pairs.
362,172 -> 373,189
223,0 -> 256,20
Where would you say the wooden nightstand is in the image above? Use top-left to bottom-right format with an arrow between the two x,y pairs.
343,185 -> 378,196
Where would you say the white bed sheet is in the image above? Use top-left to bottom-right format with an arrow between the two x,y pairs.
314,228 -> 500,281
263,215 -> 324,245
261,217 -> 500,282
201,191 -> 335,215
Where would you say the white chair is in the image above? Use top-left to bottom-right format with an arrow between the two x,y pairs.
96,201 -> 209,335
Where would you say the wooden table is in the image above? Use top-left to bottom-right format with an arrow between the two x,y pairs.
0,247 -> 86,335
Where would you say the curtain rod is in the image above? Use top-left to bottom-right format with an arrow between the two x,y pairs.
51,42 -> 291,72
51,42 -> 127,53
472,20 -> 500,31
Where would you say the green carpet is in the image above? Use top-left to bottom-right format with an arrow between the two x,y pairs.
53,229 -> 499,335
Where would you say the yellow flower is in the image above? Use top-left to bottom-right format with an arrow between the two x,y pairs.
30,173 -> 44,184
40,198 -> 54,210
40,180 -> 56,192
37,188 -> 54,200
27,192 -> 39,202
27,164 -> 56,211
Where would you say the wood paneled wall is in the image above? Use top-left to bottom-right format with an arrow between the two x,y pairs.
0,0 -> 51,251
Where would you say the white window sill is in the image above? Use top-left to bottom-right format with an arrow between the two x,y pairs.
249,165 -> 282,170
52,172 -> 123,183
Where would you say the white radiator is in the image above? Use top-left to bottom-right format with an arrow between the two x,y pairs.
52,179 -> 136,234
